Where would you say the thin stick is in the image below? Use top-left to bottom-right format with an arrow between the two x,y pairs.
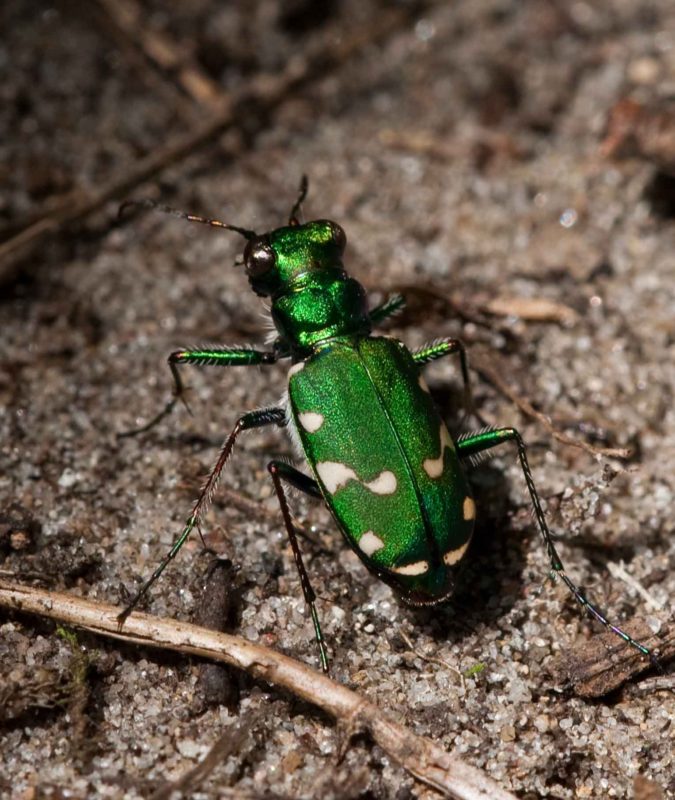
0,579 -> 515,800
606,561 -> 665,612
626,675 -> 675,697
551,617 -> 671,699
471,354 -> 631,459
94,0 -> 224,110
150,713 -> 261,800
83,0 -> 203,122
398,629 -> 465,686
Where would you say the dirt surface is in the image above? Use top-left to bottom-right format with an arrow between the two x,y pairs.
1,2 -> 674,798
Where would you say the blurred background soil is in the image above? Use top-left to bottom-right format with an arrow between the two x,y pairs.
0,1 -> 673,798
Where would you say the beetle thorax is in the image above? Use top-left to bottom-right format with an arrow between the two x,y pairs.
271,273 -> 371,353
242,219 -> 371,353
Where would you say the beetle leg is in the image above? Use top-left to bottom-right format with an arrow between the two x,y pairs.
119,346 -> 278,437
117,406 -> 285,625
369,293 -> 406,326
456,427 -> 656,663
267,460 -> 329,673
413,338 -> 486,425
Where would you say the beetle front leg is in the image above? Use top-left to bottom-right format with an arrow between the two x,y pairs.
117,405 -> 285,624
456,427 -> 656,663
119,345 -> 279,437
118,357 -> 190,438
267,460 -> 329,673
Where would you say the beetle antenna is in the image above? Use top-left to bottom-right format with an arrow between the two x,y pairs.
288,175 -> 309,226
119,199 -> 257,240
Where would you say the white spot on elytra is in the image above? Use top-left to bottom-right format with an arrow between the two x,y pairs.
288,361 -> 305,378
393,560 -> 429,576
298,412 -> 324,433
316,462 -> 357,493
418,375 -> 431,393
443,537 -> 472,566
423,425 -> 455,478
359,531 -> 385,556
463,496 -> 476,521
364,470 -> 397,495
316,463 -> 399,496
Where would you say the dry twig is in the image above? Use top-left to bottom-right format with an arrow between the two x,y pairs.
398,629 -> 465,686
550,617 -> 671,698
94,0 -> 224,110
378,127 -> 525,163
626,674 -> 675,697
471,354 -> 631,459
150,712 -> 261,800
483,295 -> 577,325
0,579 -> 516,800
606,561 -> 666,612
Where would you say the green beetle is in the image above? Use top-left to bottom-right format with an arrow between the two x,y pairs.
118,180 -> 653,672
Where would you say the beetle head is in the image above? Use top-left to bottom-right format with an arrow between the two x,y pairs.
242,220 -> 347,298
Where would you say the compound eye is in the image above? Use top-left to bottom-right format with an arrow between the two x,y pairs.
244,239 -> 276,278
329,222 -> 346,253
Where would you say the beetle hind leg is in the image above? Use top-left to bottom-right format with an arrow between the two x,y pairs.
457,427 -> 657,664
267,460 -> 329,673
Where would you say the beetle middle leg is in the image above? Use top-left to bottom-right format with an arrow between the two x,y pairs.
456,426 -> 655,663
413,338 -> 486,425
267,460 -> 329,673
117,405 -> 285,624
369,293 -> 405,326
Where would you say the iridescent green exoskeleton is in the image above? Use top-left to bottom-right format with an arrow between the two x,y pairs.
118,179 -> 655,672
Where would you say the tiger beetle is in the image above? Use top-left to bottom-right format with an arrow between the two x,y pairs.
117,177 -> 655,673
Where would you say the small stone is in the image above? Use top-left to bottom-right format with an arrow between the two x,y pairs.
500,725 -> 516,742
281,749 -> 304,774
58,468 -> 80,489
534,715 -> 550,733
628,57 -> 660,85
177,739 -> 205,759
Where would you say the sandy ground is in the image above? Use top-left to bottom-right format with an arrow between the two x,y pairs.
1,2 -> 673,798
